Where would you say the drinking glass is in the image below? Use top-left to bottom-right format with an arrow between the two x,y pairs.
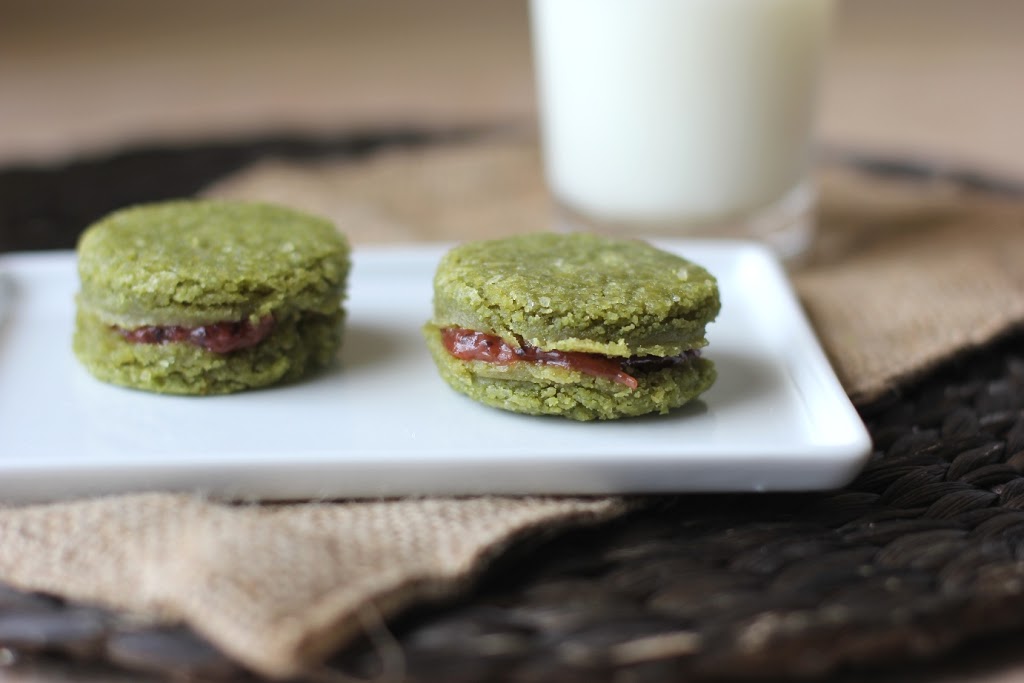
529,0 -> 836,261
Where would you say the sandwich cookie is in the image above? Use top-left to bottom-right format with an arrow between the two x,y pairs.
424,233 -> 720,420
73,200 -> 350,394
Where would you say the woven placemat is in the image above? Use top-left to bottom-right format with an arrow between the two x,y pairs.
1,133 -> 1024,681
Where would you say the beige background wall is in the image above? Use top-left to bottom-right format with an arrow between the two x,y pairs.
2,0 -> 1022,177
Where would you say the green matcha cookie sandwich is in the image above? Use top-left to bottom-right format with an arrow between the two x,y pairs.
424,233 -> 720,421
73,200 -> 350,395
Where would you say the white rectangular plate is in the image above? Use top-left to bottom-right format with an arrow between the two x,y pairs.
0,241 -> 870,503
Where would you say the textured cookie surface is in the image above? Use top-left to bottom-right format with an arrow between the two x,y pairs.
425,233 -> 720,420
431,233 -> 719,357
77,200 -> 349,327
74,200 -> 349,395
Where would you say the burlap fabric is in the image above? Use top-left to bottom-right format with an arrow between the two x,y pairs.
203,137 -> 1024,403
1,137 -> 1022,678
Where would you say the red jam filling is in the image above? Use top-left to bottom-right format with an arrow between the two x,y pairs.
441,327 -> 701,390
117,315 -> 275,354
441,327 -> 703,390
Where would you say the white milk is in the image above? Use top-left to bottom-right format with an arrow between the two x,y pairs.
530,0 -> 834,228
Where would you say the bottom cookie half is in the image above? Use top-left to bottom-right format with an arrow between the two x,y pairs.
424,326 -> 716,421
73,309 -> 343,395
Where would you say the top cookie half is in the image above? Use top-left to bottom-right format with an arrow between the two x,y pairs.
430,233 -> 719,357
77,200 -> 350,327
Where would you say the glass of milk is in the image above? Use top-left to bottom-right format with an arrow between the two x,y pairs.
530,0 -> 835,261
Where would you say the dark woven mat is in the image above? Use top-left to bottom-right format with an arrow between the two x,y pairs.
2,135 -> 1024,681
363,336 -> 1024,683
